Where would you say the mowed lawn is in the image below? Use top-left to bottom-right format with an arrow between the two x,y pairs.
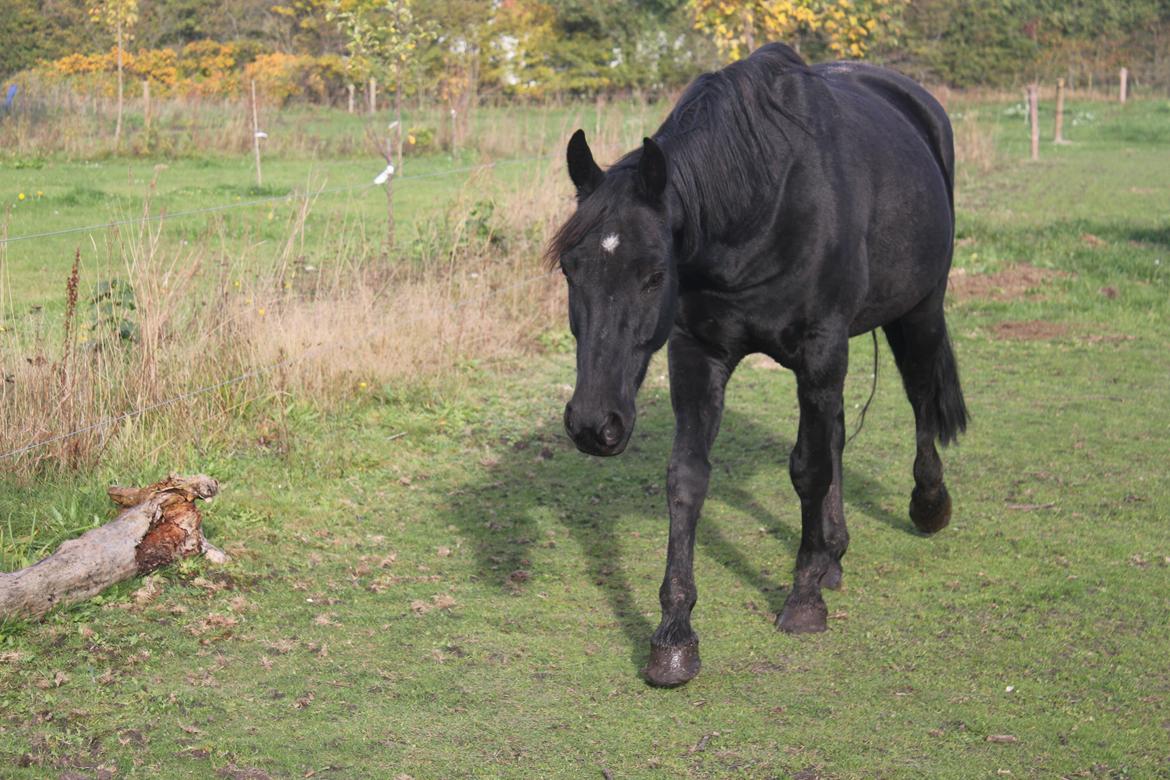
1,99 -> 1169,778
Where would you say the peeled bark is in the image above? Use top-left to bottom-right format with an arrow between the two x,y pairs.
0,475 -> 223,620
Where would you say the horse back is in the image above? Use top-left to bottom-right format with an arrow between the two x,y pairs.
812,61 -> 955,214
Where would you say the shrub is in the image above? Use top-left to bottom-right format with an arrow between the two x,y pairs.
245,52 -> 347,106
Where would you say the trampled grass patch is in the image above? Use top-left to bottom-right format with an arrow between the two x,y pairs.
1,99 -> 1168,778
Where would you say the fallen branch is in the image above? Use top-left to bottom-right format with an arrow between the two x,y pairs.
0,475 -> 223,620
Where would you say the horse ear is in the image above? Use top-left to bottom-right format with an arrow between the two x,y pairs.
567,129 -> 604,199
638,137 -> 668,203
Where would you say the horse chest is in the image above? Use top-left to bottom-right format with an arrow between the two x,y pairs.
676,291 -> 739,349
676,286 -> 791,358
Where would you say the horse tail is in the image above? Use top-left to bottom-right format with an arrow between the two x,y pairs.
931,327 -> 967,447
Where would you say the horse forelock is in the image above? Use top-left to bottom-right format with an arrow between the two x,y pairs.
546,194 -> 609,269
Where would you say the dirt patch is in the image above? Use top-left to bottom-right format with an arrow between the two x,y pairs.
990,321 -> 1072,341
988,320 -> 1135,343
744,354 -> 783,371
948,263 -> 1073,303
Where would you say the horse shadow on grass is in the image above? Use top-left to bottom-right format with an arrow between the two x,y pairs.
440,393 -> 911,675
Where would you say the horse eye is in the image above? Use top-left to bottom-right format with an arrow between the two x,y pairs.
641,271 -> 666,293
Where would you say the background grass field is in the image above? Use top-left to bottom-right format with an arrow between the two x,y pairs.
1,95 -> 1168,778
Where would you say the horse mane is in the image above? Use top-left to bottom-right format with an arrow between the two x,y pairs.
657,43 -> 815,254
546,43 -> 816,268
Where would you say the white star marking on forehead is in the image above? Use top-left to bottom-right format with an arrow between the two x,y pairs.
601,233 -> 620,254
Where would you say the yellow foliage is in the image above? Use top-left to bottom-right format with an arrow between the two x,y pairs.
88,0 -> 139,31
38,42 -> 344,104
128,48 -> 179,86
245,53 -> 347,106
691,0 -> 902,61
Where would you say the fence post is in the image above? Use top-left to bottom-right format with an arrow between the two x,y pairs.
368,77 -> 377,115
385,173 -> 395,250
250,80 -> 263,187
1119,67 -> 1128,103
1053,78 -> 1066,144
143,80 -> 151,132
1027,84 -> 1039,161
347,83 -> 355,114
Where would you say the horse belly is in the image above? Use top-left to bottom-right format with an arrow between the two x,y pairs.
849,168 -> 953,335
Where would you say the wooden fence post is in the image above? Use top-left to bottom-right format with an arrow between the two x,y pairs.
1119,67 -> 1128,103
142,80 -> 151,132
250,80 -> 263,187
1027,83 -> 1039,161
385,173 -> 395,249
1053,78 -> 1066,144
368,77 -> 377,115
347,83 -> 355,114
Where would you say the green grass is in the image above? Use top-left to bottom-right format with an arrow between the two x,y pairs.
2,99 -> 1169,778
0,98 -> 657,313
0,153 -> 554,312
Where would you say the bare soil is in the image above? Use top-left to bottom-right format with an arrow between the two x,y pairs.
948,263 -> 1073,303
990,320 -> 1072,341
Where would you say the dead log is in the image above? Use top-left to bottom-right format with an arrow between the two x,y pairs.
0,475 -> 224,620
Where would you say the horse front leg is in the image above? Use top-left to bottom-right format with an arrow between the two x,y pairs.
643,333 -> 734,687
778,335 -> 850,634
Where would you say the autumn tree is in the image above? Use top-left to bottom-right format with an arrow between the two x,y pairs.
691,0 -> 902,62
89,0 -> 139,146
415,0 -> 494,148
478,0 -> 557,97
329,0 -> 437,168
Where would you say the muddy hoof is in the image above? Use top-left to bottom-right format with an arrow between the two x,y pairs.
819,559 -> 844,590
910,484 -> 951,534
643,638 -> 701,687
777,597 -> 828,634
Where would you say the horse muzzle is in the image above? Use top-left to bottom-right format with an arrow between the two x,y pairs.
563,402 -> 632,457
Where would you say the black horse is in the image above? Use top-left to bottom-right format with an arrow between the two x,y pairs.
548,43 -> 968,687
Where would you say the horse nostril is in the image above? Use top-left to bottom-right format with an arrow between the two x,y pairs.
563,403 -> 576,435
600,413 -> 623,447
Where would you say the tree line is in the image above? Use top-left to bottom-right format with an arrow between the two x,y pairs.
3,0 -> 1168,96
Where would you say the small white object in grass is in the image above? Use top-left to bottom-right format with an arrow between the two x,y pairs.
374,163 -> 395,185
388,120 -> 400,130
254,131 -> 268,139
601,233 -> 620,254
1005,685 -> 1015,693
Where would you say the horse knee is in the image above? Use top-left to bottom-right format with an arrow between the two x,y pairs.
789,446 -> 831,503
667,459 -> 710,509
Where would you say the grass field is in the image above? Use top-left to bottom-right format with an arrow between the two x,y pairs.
1,96 -> 1169,778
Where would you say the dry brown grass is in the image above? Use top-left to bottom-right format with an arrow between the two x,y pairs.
0,162 -> 570,476
953,112 -> 1000,179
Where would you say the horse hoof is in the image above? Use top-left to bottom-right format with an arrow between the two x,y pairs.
643,638 -> 700,687
777,598 -> 828,634
910,484 -> 951,534
819,559 -> 844,590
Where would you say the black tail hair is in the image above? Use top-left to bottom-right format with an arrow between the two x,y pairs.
932,329 -> 968,446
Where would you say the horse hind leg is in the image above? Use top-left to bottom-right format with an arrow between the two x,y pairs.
883,300 -> 968,534
777,337 -> 850,634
